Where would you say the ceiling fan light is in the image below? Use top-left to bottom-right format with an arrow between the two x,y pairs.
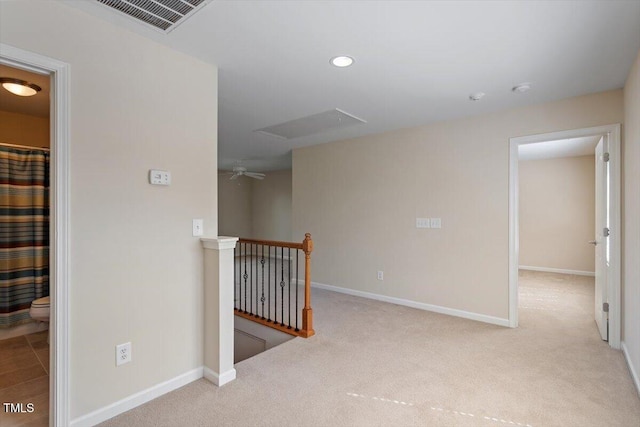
512,83 -> 532,93
230,165 -> 266,180
0,78 -> 42,97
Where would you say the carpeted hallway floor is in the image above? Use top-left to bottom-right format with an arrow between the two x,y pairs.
100,271 -> 640,426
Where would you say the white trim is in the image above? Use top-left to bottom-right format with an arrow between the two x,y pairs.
606,125 -> 622,349
509,138 -> 519,328
0,43 -> 71,427
622,342 -> 640,397
200,236 -> 239,250
203,367 -> 237,386
310,281 -> 510,327
509,124 -> 621,348
69,367 -> 203,427
519,265 -> 595,277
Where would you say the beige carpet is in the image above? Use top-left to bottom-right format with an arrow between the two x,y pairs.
100,271 -> 640,426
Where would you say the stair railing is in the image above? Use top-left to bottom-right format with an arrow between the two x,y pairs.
234,233 -> 314,338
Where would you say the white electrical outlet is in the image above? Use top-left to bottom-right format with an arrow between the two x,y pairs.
116,342 -> 132,366
377,271 -> 384,280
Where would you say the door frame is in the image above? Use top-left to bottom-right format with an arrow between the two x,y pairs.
508,124 -> 621,349
0,43 -> 71,426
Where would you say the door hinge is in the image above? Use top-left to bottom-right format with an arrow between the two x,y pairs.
603,152 -> 610,162
603,227 -> 610,237
603,302 -> 609,313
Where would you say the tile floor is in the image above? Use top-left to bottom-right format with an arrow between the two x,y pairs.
0,330 -> 49,427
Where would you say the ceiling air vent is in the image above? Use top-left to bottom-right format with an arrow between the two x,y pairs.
96,0 -> 210,32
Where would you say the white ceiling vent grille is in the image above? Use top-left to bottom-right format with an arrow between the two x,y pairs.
256,108 -> 367,140
96,0 -> 210,32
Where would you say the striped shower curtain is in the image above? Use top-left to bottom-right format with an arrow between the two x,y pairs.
0,146 -> 50,328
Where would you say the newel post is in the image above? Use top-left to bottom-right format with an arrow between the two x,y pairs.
302,233 -> 315,337
201,236 -> 238,386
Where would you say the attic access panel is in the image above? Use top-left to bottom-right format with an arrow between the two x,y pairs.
96,0 -> 209,32
256,108 -> 367,140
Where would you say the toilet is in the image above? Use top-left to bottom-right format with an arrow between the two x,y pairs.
29,296 -> 50,342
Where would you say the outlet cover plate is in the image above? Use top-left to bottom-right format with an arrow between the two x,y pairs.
116,342 -> 132,366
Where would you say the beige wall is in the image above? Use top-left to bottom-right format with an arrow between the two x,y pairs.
0,110 -> 49,148
293,90 -> 623,321
218,170 -> 292,241
623,49 -> 640,392
251,170 -> 292,241
1,1 -> 218,420
218,176 -> 252,238
519,155 -> 595,273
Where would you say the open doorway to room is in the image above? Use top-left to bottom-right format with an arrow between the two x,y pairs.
509,125 -> 621,349
0,44 -> 70,427
0,62 -> 51,426
517,137 -> 601,342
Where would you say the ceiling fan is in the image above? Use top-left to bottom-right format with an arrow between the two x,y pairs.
221,166 -> 266,180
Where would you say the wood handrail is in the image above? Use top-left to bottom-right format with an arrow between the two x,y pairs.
234,310 -> 314,338
238,237 -> 304,250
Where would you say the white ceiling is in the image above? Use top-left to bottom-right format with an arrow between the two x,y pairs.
518,136 -> 601,161
65,1 -> 640,171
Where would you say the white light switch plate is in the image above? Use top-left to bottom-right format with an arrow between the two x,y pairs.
149,169 -> 171,186
416,218 -> 430,228
430,218 -> 442,228
192,219 -> 204,236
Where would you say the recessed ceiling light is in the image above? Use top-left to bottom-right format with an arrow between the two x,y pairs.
0,77 -> 42,97
512,83 -> 532,93
330,56 -> 354,68
469,92 -> 485,101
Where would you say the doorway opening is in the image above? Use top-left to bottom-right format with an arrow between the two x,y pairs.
0,43 -> 71,427
0,62 -> 51,426
509,125 -> 621,349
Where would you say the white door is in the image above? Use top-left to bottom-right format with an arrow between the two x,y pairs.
594,136 -> 608,341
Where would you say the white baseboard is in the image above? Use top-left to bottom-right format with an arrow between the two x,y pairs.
70,367 -> 203,427
203,367 -> 236,386
519,265 -> 595,277
309,281 -> 510,327
622,342 -> 640,396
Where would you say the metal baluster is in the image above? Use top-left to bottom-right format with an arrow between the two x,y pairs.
255,244 -> 259,317
243,242 -> 248,313
252,244 -> 255,316
288,247 -> 291,329
260,245 -> 265,319
268,246 -> 271,322
280,246 -> 285,326
251,244 -> 258,316
295,249 -> 299,331
274,248 -> 277,324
